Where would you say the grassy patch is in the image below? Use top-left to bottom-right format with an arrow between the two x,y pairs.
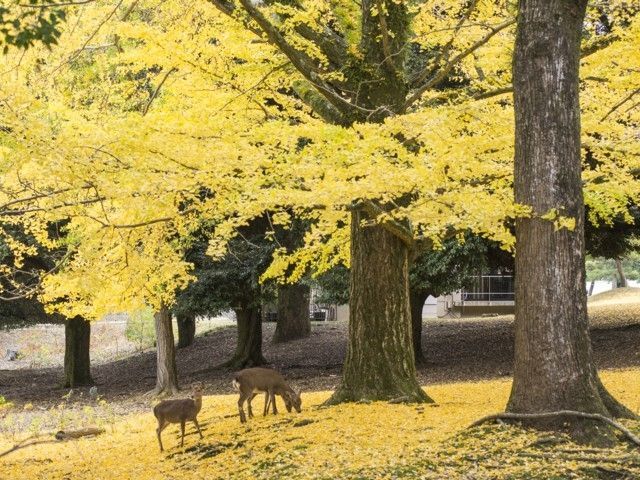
1,369 -> 638,479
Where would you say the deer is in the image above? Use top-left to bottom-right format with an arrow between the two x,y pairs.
232,367 -> 302,423
153,384 -> 204,452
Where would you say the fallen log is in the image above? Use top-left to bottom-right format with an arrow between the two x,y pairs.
55,427 -> 105,440
1,426 -> 105,458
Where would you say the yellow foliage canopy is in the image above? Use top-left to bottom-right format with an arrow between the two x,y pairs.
0,0 -> 637,318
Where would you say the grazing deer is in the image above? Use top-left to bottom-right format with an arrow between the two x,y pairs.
233,367 -> 302,423
153,385 -> 204,452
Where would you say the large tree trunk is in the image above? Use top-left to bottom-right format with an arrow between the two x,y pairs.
64,316 -> 92,388
273,283 -> 311,343
410,290 -> 429,365
614,257 -> 627,288
224,301 -> 266,369
328,210 -> 432,404
177,313 -> 196,349
507,0 -> 635,441
153,305 -> 178,396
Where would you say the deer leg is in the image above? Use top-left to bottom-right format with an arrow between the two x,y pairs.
180,421 -> 186,447
156,420 -> 167,452
247,393 -> 258,418
193,418 -> 203,439
238,394 -> 247,423
263,392 -> 270,416
270,390 -> 278,415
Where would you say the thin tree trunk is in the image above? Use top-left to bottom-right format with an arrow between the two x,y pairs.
177,313 -> 196,349
153,305 -> 178,396
615,257 -> 627,288
224,301 -> 266,369
410,290 -> 429,365
273,283 -> 311,343
328,210 -> 432,404
588,280 -> 595,296
64,316 -> 92,388
507,0 -> 635,442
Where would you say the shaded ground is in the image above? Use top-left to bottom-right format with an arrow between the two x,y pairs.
1,312 -> 639,410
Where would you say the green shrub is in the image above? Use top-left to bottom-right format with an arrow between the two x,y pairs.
124,308 -> 156,351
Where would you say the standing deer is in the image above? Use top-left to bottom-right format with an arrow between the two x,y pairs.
153,385 -> 204,452
233,367 -> 302,423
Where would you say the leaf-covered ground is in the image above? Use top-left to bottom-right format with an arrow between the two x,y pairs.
2,369 -> 639,479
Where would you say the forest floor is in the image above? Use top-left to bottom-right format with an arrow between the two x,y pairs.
1,288 -> 638,411
0,288 -> 638,479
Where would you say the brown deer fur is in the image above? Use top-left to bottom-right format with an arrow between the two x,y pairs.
233,367 -> 302,423
153,386 -> 204,451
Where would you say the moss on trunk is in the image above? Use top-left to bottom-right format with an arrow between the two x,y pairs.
327,210 -> 432,404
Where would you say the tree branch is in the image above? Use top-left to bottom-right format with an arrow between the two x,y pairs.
404,18 -> 516,110
375,0 -> 399,74
17,0 -> 95,7
215,61 -> 289,115
601,87 -> 640,121
292,80 -> 348,125
581,33 -> 620,58
293,23 -> 349,70
142,67 -> 177,117
517,452 -> 640,466
210,0 -> 349,69
208,0 -> 264,37
410,0 -> 480,87
211,0 -> 356,118
473,86 -> 513,100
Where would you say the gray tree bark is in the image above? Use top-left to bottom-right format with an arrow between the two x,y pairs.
615,257 -> 628,288
224,301 -> 267,369
273,283 -> 311,343
506,0 -> 635,441
176,313 -> 196,349
410,290 -> 429,365
153,305 -> 178,395
64,316 -> 92,388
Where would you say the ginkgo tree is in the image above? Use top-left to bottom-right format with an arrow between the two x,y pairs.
503,0 -> 638,443
0,0 -> 514,399
0,0 -> 637,405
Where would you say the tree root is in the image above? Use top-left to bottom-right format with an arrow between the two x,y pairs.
144,385 -> 179,398
518,452 -> 640,467
469,411 -> 640,448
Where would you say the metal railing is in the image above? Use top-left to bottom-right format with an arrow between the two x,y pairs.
461,275 -> 515,303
